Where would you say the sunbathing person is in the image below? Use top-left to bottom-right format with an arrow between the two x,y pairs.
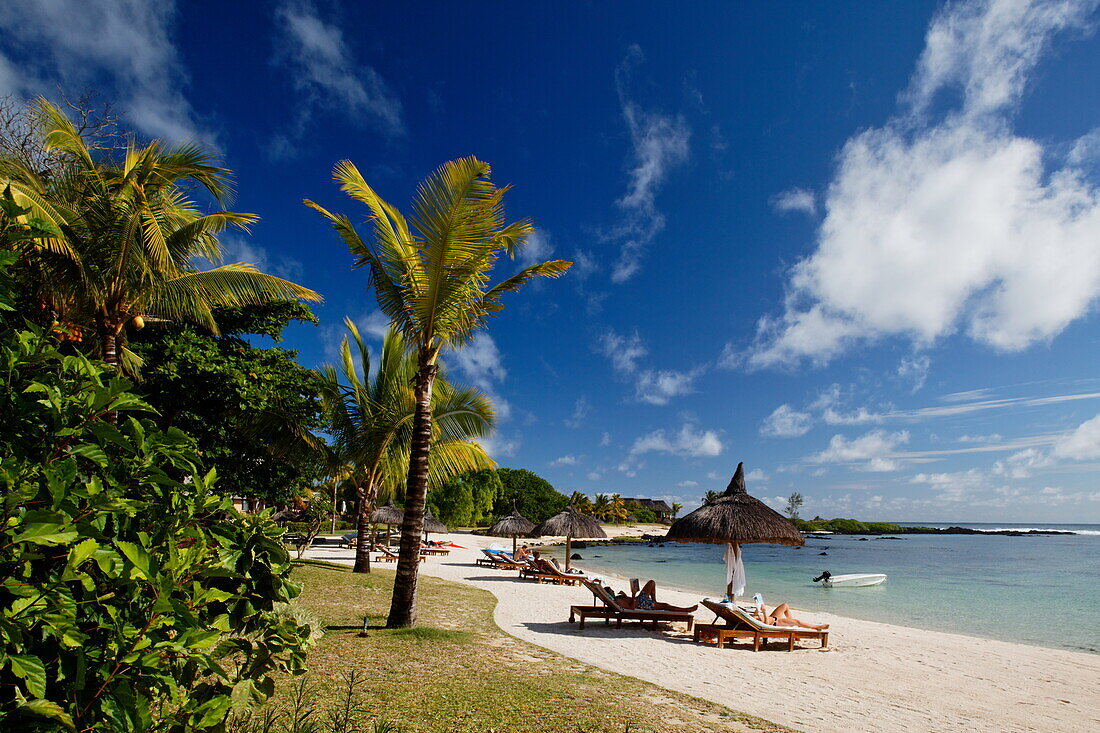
612,580 -> 697,612
513,544 -> 532,561
753,601 -> 829,630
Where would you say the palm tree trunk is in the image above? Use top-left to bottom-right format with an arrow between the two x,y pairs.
353,482 -> 374,573
101,326 -> 120,423
386,361 -> 437,628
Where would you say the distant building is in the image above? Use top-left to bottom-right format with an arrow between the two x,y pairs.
231,496 -> 267,514
622,498 -> 674,523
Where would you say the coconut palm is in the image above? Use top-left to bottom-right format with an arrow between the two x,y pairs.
0,98 -> 320,373
306,156 -> 570,627
671,502 -> 683,520
318,319 -> 495,573
592,494 -> 611,521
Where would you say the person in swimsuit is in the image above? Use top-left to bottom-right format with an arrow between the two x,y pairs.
513,544 -> 532,561
612,580 -> 697,612
753,601 -> 829,630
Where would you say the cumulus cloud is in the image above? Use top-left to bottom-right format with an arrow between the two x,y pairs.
599,432 -> 612,447
760,404 -> 813,438
770,187 -> 817,216
449,333 -> 510,420
550,455 -> 579,467
629,423 -> 724,458
608,45 -> 690,283
598,329 -> 703,405
1052,412 -> 1100,460
749,0 -> 1100,369
0,0 -> 207,143
272,0 -> 403,151
898,355 -> 932,392
808,429 -> 910,471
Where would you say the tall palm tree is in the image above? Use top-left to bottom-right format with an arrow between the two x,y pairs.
307,157 -> 570,627
0,98 -> 320,373
592,494 -> 611,521
670,502 -> 683,520
319,319 -> 495,573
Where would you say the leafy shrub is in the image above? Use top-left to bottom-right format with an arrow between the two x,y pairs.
0,324 -> 312,730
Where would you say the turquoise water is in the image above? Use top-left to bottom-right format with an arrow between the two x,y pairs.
545,523 -> 1100,654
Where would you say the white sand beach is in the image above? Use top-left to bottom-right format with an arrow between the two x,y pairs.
307,533 -> 1100,733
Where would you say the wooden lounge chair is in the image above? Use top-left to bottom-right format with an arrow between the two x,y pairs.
374,545 -> 425,564
522,558 -> 584,585
419,543 -> 450,556
476,548 -> 505,567
569,580 -> 695,631
694,599 -> 828,651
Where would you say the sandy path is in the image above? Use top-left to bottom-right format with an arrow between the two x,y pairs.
306,533 -> 1100,733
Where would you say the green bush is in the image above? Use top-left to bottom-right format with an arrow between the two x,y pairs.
0,324 -> 312,730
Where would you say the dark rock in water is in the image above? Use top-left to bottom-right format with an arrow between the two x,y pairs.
647,543 -> 655,547
858,538 -> 869,541
570,553 -> 583,560
819,552 -> 828,556
877,536 -> 903,540
658,543 -> 665,547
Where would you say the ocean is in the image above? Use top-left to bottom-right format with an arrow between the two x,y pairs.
545,523 -> 1100,654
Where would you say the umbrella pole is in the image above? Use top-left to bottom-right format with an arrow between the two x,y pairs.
512,534 -> 517,554
565,536 -> 572,572
385,524 -> 390,548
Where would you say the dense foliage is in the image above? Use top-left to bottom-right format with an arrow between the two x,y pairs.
129,301 -> 325,503
492,468 -> 569,523
0,319 -> 311,730
794,517 -> 904,534
428,469 -> 502,527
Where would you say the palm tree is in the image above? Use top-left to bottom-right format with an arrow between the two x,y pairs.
0,98 -> 320,373
569,491 -> 593,515
319,319 -> 495,573
307,157 -> 570,627
670,502 -> 683,519
592,494 -> 611,521
608,494 -> 629,524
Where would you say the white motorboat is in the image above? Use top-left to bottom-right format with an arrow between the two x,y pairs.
813,571 -> 887,587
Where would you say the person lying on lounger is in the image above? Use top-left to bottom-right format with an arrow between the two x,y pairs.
611,580 -> 697,612
514,544 -> 532,561
752,601 -> 829,631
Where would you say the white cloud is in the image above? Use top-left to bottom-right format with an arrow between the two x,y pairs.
550,455 -> 579,467
599,432 -> 612,447
629,423 -> 724,458
760,404 -> 813,438
958,433 -> 1004,443
609,45 -> 690,283
677,480 -> 699,488
770,187 -> 817,216
635,367 -> 702,405
564,396 -> 589,429
598,329 -> 703,406
1052,413 -> 1100,460
992,447 -> 1053,478
749,0 -> 1100,369
598,330 -> 648,374
0,0 -> 208,143
810,384 -> 884,425
898,354 -> 931,392
518,228 -> 553,269
449,333 -> 510,420
587,471 -> 602,481
273,0 -> 403,145
476,433 -> 520,460
571,250 -> 599,280
809,429 -> 910,472
745,468 -> 768,482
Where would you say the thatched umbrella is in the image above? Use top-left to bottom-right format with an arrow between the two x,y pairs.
369,500 -> 404,547
666,462 -> 804,600
487,506 -> 535,554
532,504 -> 606,571
422,507 -> 447,540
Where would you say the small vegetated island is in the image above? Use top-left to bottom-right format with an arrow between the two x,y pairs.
791,518 -> 1074,536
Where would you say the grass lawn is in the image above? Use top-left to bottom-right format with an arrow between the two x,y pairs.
250,561 -> 793,733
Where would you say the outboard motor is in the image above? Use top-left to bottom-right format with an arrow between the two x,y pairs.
812,571 -> 832,583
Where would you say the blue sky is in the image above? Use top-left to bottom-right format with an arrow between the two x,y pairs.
3,0 -> 1100,522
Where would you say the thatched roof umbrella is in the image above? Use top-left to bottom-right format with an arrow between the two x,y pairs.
666,462 -> 804,600
422,507 -> 447,540
487,507 -> 535,554
532,504 -> 607,571
369,500 -> 404,547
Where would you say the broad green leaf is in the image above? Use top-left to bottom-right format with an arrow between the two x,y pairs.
9,654 -> 47,698
12,523 -> 78,546
70,443 -> 108,467
17,698 -> 74,730
115,540 -> 152,578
